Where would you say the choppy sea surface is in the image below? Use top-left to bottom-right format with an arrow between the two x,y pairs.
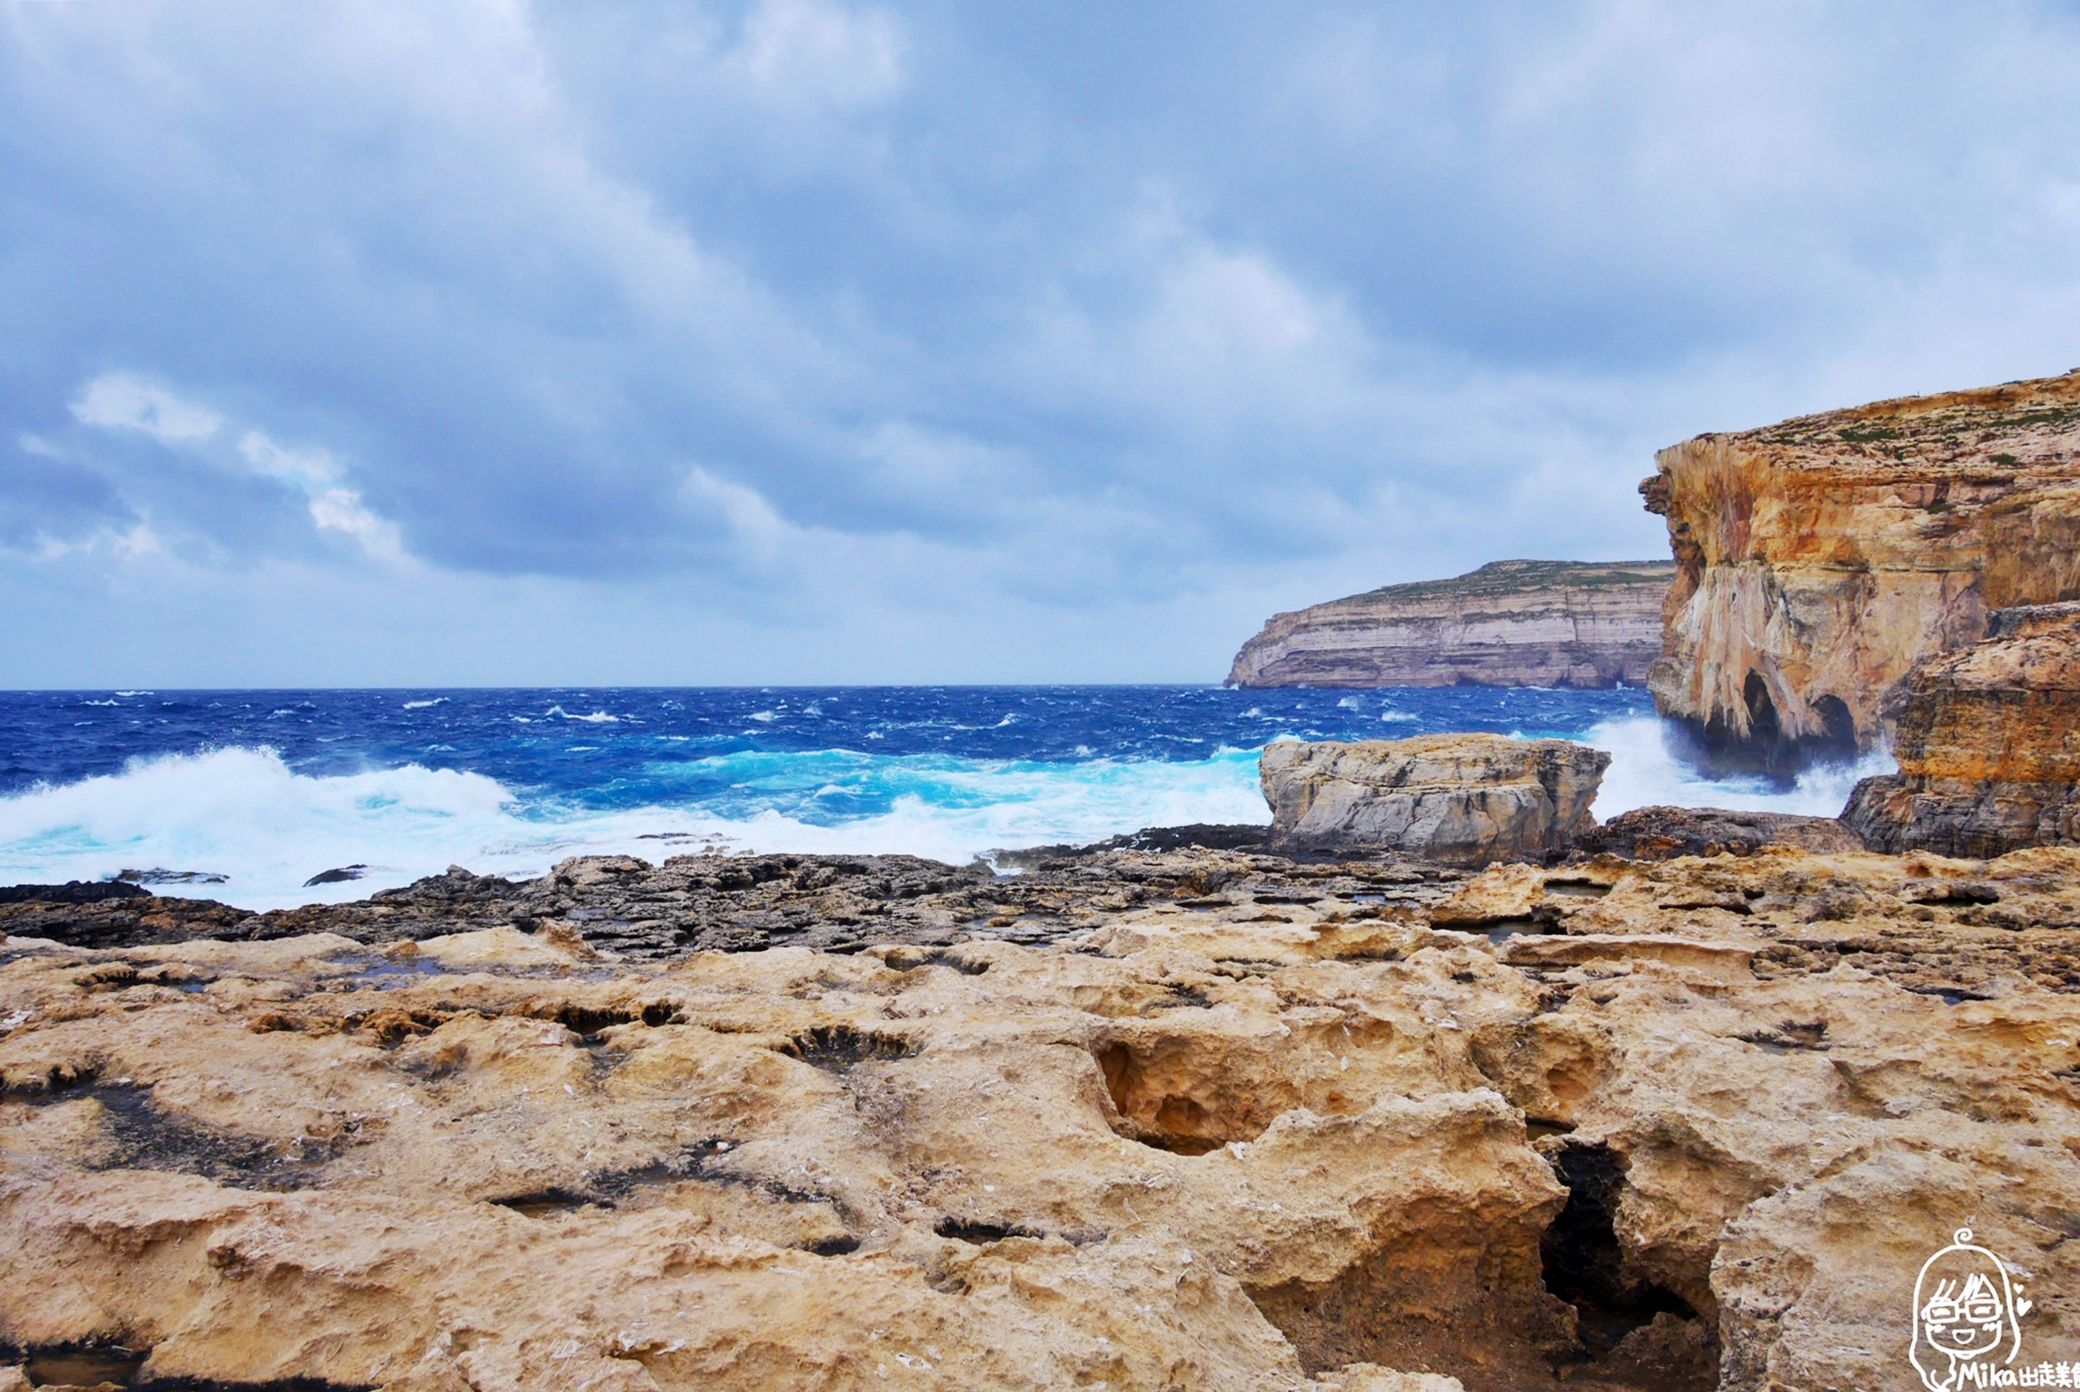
0,687 -> 1892,910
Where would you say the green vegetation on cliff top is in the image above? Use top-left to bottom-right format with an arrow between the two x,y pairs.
1346,559 -> 1675,606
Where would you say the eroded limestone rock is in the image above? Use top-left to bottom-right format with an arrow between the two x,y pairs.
1846,602 -> 2080,856
3,844 -> 2079,1391
1581,806 -> 1864,861
1260,736 -> 1609,865
1640,368 -> 2080,772
0,847 -> 1469,961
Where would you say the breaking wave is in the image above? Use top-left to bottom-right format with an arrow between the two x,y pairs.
0,745 -> 1271,911
1584,714 -> 1896,819
0,688 -> 1898,913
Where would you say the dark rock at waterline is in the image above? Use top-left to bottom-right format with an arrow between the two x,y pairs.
1580,806 -> 1866,861
305,864 -> 371,886
0,848 -> 1468,959
988,824 -> 1275,870
1650,694 -> 1862,782
114,867 -> 230,885
0,880 -> 150,906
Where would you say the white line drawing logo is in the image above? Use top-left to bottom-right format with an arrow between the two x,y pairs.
1912,1228 -> 2032,1391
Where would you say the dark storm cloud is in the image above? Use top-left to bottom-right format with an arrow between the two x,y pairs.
4,1 -> 2080,682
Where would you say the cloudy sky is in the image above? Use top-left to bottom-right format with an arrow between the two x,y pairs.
5,0 -> 2080,686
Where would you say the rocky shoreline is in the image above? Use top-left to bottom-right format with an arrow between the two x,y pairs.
12,370 -> 2080,1391
6,814 -> 2080,1391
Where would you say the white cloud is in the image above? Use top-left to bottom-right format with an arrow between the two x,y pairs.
70,374 -> 222,444
20,520 -> 164,565
61,372 -> 409,565
111,522 -> 163,560
238,430 -> 341,488
309,487 -> 405,562
857,420 -> 1026,519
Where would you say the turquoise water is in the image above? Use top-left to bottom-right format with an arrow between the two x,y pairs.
0,685 -> 1886,909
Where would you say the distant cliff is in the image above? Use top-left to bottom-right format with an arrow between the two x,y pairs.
1227,559 -> 1676,689
1642,368 -> 2080,772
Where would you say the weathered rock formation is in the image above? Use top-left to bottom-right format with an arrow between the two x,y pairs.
5,841 -> 2080,1391
1260,735 -> 1608,864
1845,602 -> 2080,857
1228,560 -> 1676,689
0,849 -> 1470,960
1640,367 -> 2080,772
1580,806 -> 1863,862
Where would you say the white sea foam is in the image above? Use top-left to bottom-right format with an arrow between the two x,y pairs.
545,705 -> 622,723
1585,715 -> 1895,819
0,748 -> 513,911
0,719 -> 1896,913
0,745 -> 1273,911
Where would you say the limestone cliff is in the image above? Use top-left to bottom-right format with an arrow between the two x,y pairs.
1845,602 -> 2080,856
1228,560 -> 1675,688
1640,367 -> 2080,771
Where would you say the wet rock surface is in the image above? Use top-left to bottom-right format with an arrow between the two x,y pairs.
4,843 -> 2080,1390
1261,736 -> 1609,865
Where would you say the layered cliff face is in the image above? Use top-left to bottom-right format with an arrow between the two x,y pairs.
1845,602 -> 2080,856
1228,560 -> 1675,689
1640,368 -> 2080,771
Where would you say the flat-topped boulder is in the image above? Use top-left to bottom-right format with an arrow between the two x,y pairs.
1845,601 -> 2080,856
1259,734 -> 1609,864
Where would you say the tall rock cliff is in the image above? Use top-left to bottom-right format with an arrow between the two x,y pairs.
1641,368 -> 2080,772
1227,559 -> 1675,688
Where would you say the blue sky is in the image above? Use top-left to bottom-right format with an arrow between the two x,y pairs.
5,0 -> 2080,685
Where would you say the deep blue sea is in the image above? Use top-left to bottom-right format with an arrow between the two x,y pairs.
0,686 -> 1890,910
